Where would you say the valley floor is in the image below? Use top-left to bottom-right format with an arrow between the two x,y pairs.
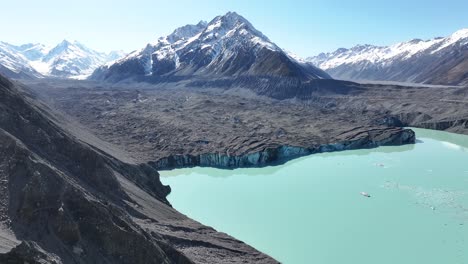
24,79 -> 468,170
2,76 -> 466,263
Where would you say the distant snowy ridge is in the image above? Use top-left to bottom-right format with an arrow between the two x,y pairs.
92,12 -> 330,81
0,40 -> 126,79
307,28 -> 468,85
0,42 -> 42,79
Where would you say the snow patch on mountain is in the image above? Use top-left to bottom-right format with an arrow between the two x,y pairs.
92,12 -> 330,81
307,28 -> 468,85
308,28 -> 468,70
128,12 -> 279,68
432,28 -> 468,53
0,40 -> 126,78
0,42 -> 41,78
285,50 -> 308,64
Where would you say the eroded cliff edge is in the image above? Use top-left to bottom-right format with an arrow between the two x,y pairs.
151,127 -> 415,170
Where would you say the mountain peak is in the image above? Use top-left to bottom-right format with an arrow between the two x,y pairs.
91,12 -> 330,82
452,28 -> 468,37
448,28 -> 468,43
207,11 -> 252,32
1,40 -> 125,79
221,11 -> 245,21
225,11 -> 240,16
59,39 -> 73,47
166,21 -> 208,43
18,43 -> 37,49
198,11 -> 272,49
197,20 -> 208,27
57,39 -> 86,48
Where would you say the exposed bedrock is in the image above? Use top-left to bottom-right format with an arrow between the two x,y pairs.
0,241 -> 62,264
151,128 -> 415,170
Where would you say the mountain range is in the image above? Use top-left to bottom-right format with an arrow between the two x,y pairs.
0,13 -> 466,87
91,12 -> 330,82
307,29 -> 468,86
0,40 -> 125,79
0,10 -> 467,264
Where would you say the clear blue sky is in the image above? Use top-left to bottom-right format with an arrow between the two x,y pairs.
2,0 -> 467,56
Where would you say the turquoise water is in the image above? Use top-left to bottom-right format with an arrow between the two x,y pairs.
161,128 -> 468,264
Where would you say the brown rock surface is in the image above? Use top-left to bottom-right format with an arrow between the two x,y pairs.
24,79 -> 419,170
0,75 -> 277,263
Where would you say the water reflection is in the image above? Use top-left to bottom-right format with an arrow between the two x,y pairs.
414,128 -> 468,149
162,140 -> 416,178
162,127 -> 468,264
382,181 -> 468,222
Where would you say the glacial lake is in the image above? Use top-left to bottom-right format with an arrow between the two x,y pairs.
161,128 -> 468,264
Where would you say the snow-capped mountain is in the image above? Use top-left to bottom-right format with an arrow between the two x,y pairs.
0,42 -> 42,79
14,43 -> 50,61
106,50 -> 127,62
30,40 -> 126,78
308,28 -> 468,86
0,40 -> 125,79
91,12 -> 330,81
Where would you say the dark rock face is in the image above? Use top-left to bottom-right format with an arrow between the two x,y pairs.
246,47 -> 312,78
0,75 -> 278,264
0,75 -> 179,263
421,47 -> 468,86
105,58 -> 148,81
0,63 -> 40,80
187,77 -> 363,100
0,242 -> 62,264
152,54 -> 177,75
381,113 -> 468,132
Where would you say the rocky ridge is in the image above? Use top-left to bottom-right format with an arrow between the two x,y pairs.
91,12 -> 330,82
0,40 -> 125,79
308,28 -> 468,86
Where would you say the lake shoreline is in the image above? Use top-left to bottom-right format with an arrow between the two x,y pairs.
152,127 -> 415,171
162,128 -> 468,264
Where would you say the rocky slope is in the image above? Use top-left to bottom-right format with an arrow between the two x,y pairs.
0,40 -> 125,79
91,12 -> 330,82
308,28 -> 468,86
0,75 -> 277,263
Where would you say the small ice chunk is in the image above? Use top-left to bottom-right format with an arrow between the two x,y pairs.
360,192 -> 371,198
